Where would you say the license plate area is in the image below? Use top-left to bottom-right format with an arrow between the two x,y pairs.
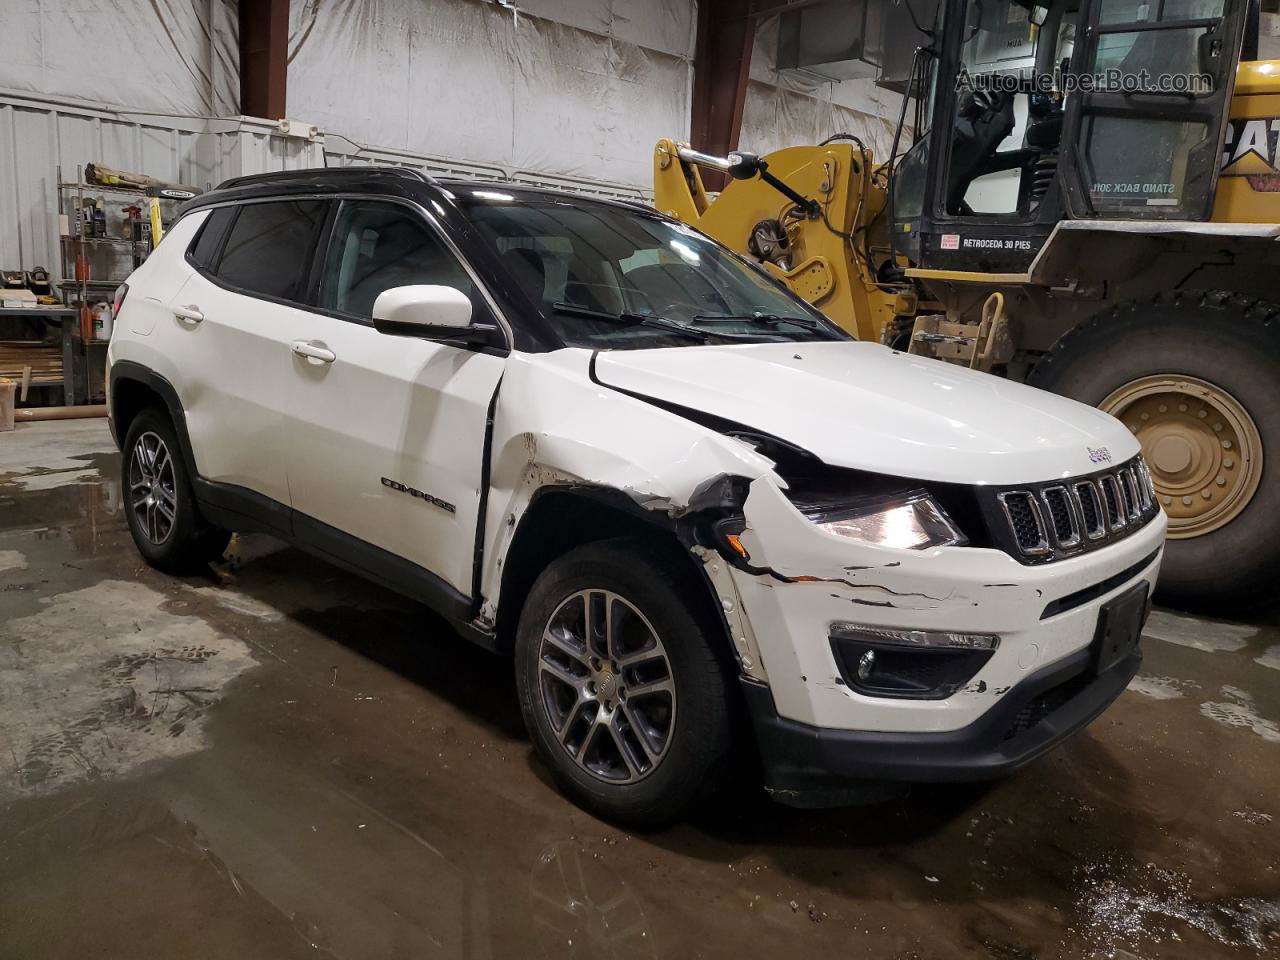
1093,582 -> 1148,675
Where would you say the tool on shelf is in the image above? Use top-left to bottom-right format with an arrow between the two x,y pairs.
50,163 -> 202,403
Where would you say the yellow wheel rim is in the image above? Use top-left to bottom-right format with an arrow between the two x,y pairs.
1101,375 -> 1262,538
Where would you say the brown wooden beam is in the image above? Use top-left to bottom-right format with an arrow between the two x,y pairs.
690,0 -> 757,188
239,0 -> 289,119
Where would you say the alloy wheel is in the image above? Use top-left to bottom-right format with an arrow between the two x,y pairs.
537,589 -> 677,784
129,431 -> 178,545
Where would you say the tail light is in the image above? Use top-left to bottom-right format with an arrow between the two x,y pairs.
112,282 -> 129,316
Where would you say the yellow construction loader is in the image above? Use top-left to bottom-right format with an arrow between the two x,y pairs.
655,0 -> 1280,609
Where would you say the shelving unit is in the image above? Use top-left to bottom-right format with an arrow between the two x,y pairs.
57,163 -> 162,318
54,163 -> 187,402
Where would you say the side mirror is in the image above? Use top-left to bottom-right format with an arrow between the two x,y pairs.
371,284 -> 496,344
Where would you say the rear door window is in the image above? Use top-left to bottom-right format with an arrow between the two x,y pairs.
215,200 -> 328,302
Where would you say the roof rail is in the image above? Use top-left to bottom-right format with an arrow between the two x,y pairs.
214,165 -> 434,192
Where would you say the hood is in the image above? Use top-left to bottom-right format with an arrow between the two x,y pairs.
592,341 -> 1138,486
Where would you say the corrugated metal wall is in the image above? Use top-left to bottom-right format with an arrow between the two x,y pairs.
0,92 -> 322,283
0,90 -> 651,286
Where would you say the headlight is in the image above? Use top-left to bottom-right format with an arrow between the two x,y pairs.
804,489 -> 967,549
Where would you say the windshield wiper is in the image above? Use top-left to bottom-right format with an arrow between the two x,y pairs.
551,301 -> 710,341
691,312 -> 822,331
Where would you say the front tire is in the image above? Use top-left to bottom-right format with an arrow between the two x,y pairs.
1030,292 -> 1280,610
514,539 -> 732,826
122,406 -> 230,574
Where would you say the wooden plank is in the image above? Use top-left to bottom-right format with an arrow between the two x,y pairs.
0,343 -> 62,384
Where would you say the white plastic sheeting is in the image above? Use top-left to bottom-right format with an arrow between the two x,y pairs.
0,0 -> 238,116
0,0 -> 904,279
741,14 -> 902,160
287,0 -> 696,189
515,0 -> 695,57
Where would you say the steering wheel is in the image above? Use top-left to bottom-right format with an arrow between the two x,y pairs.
961,87 -> 1004,122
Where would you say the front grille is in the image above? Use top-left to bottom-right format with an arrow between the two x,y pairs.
1101,474 -> 1123,528
985,457 -> 1159,564
998,491 -> 1048,554
1074,481 -> 1104,539
1123,468 -> 1144,519
1042,486 -> 1079,547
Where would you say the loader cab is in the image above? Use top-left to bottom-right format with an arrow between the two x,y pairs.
892,0 -> 1251,274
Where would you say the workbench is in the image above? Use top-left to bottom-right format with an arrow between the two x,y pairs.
0,306 -> 78,404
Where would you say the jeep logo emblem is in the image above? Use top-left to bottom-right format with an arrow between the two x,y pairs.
1088,446 -> 1113,464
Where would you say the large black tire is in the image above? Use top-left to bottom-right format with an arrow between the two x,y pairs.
121,406 -> 231,574
514,538 -> 732,826
1030,291 -> 1280,611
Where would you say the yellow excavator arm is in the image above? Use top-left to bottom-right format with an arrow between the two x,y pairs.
652,138 -> 905,342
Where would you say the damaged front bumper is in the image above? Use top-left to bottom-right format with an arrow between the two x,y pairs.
739,637 -> 1140,802
709,477 -> 1165,802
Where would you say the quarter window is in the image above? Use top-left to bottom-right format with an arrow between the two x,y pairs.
319,201 -> 474,319
188,207 -> 235,270
215,200 -> 327,302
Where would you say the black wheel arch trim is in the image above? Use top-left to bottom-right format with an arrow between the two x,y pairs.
496,478 -> 747,671
110,361 -> 200,477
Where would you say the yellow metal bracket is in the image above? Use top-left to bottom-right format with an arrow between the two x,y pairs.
774,256 -> 833,302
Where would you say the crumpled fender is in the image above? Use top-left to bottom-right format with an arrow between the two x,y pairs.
738,478 -> 982,612
477,349 -> 775,619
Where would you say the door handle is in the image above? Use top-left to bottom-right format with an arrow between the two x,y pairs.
290,339 -> 336,364
171,303 -> 203,323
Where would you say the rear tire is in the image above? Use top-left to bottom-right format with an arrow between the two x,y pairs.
122,406 -> 230,574
514,538 -> 732,826
1030,291 -> 1280,611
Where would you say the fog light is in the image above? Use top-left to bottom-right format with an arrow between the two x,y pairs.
830,623 -> 999,651
857,649 -> 876,681
829,622 -> 999,700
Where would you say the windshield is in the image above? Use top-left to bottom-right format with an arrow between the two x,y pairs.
460,193 -> 848,349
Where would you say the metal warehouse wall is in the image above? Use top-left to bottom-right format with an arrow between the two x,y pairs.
0,90 -> 649,281
0,93 -> 323,279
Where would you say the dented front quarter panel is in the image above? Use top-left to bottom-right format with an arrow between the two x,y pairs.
477,349 -> 775,625
731,478 -> 1167,733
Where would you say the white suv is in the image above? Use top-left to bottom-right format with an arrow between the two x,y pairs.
107,168 -> 1165,824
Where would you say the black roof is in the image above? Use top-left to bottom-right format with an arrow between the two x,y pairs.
183,165 -> 654,217
434,177 -> 652,210
216,165 -> 431,192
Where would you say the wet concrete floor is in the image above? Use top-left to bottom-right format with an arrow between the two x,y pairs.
1,420 -> 1277,959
